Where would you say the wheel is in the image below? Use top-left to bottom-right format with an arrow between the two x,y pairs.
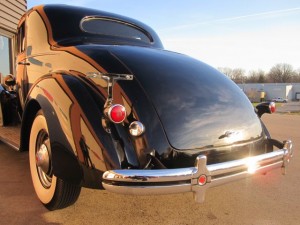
29,110 -> 81,210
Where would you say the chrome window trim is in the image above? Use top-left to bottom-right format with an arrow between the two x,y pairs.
79,16 -> 153,42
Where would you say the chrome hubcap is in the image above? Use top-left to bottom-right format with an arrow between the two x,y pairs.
36,143 -> 50,174
35,132 -> 52,189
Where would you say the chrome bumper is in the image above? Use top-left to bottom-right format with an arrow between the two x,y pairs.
102,140 -> 293,203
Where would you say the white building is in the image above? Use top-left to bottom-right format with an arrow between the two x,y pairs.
238,83 -> 300,102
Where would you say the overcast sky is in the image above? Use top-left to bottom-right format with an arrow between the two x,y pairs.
27,0 -> 300,72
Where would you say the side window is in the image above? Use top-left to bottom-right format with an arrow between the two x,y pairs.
17,23 -> 25,54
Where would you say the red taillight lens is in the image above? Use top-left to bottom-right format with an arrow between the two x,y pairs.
269,102 -> 276,113
198,174 -> 207,186
108,104 -> 126,123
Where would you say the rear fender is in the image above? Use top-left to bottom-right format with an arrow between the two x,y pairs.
23,73 -> 138,186
23,76 -> 83,184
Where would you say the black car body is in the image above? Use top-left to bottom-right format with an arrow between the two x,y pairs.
0,5 -> 293,210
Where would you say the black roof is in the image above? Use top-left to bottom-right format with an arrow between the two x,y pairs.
42,4 -> 163,48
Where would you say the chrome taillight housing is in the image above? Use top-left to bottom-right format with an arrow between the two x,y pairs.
106,104 -> 127,123
129,121 -> 145,136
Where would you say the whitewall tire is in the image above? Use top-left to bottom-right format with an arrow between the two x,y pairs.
29,110 -> 81,210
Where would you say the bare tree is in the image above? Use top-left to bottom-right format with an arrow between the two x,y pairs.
267,63 -> 295,83
232,68 -> 246,83
218,64 -> 299,84
291,68 -> 300,82
218,67 -> 233,78
218,67 -> 246,83
247,70 -> 266,83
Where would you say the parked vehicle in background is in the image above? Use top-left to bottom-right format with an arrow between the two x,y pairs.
272,97 -> 288,103
0,4 -> 294,210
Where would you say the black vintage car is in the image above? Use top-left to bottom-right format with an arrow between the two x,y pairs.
0,5 -> 293,210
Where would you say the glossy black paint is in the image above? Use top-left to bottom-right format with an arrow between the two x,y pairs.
106,46 -> 263,149
26,78 -> 83,184
61,75 -> 123,169
78,44 -> 268,167
16,5 -> 274,189
43,5 -> 163,48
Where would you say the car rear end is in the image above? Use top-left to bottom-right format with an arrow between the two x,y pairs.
96,46 -> 294,202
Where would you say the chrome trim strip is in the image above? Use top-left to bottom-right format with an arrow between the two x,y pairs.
103,167 -> 196,183
102,140 -> 293,203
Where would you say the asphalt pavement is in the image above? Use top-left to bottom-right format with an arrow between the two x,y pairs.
276,101 -> 300,113
0,113 -> 299,225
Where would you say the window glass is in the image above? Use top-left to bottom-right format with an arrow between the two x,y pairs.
81,18 -> 151,43
0,35 -> 11,78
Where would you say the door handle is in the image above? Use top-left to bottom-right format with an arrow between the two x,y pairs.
18,61 -> 30,66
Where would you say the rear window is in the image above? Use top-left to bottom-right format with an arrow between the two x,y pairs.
81,17 -> 152,43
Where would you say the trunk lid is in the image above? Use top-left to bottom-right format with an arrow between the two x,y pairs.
99,46 -> 263,150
